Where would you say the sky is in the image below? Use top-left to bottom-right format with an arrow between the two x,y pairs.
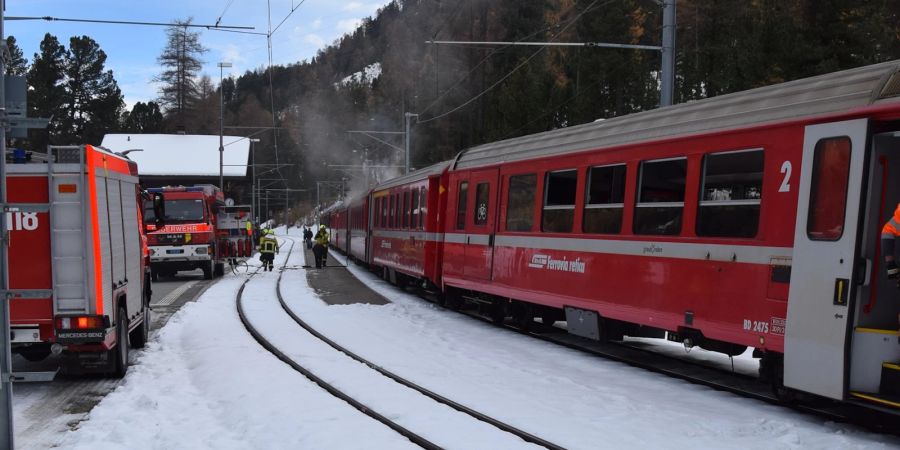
4,0 -> 392,109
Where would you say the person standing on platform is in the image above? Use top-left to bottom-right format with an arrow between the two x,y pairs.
304,226 -> 313,249
313,225 -> 329,269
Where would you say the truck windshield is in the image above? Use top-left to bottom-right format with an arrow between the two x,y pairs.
144,199 -> 205,223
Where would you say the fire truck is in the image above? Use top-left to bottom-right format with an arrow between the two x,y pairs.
144,185 -> 251,280
7,145 -> 162,377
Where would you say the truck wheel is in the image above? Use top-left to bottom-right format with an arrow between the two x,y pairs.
151,269 -> 158,282
202,261 -> 213,280
111,305 -> 129,378
130,294 -> 150,349
214,262 -> 225,278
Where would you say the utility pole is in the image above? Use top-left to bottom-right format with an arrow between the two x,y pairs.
0,3 -> 12,445
217,61 -> 232,191
404,112 -> 418,175
660,0 -> 676,107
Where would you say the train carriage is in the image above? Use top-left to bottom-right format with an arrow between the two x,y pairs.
438,60 -> 900,409
370,161 -> 449,287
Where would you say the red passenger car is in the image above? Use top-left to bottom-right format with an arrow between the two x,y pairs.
437,61 -> 900,409
369,162 -> 449,287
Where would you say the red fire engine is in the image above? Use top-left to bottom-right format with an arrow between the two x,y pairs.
145,185 -> 252,280
7,145 -> 161,376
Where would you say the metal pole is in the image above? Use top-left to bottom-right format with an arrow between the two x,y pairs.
660,0 -> 676,107
1,2 -> 16,446
217,61 -> 231,191
404,113 -> 418,175
250,141 -> 255,224
285,188 -> 289,226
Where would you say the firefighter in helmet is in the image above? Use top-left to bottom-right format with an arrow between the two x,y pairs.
258,229 -> 279,272
313,224 -> 329,269
881,203 -> 900,332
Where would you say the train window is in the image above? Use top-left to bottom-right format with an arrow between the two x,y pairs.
506,174 -> 536,231
393,194 -> 399,228
374,198 -> 380,228
634,158 -> 686,235
542,170 -> 577,233
419,187 -> 427,230
402,191 -> 409,229
697,149 -> 763,238
382,197 -> 388,228
584,164 -> 626,234
474,183 -> 490,226
406,191 -> 413,229
456,181 -> 468,230
412,188 -> 420,230
394,193 -> 403,228
808,137 -> 851,241
388,195 -> 394,228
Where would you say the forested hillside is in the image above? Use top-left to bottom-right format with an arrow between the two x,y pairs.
224,0 -> 899,203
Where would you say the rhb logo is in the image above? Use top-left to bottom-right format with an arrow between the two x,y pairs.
5,212 -> 39,231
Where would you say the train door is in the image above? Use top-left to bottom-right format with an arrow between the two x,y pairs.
463,168 -> 499,280
785,118 -> 868,400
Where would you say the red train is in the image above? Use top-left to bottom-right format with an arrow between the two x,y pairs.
324,60 -> 900,412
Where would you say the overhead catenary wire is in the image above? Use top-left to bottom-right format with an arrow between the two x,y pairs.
417,0 -> 610,124
215,0 -> 237,27
5,15 -> 254,30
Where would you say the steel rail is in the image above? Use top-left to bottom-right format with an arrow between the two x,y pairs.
235,237 -> 441,450
277,250 -> 565,450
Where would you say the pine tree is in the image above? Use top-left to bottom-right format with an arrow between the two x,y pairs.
155,19 -> 208,130
5,36 -> 28,76
121,102 -> 164,133
26,33 -> 67,151
60,36 -> 124,145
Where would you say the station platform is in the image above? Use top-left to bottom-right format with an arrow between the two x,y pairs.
302,245 -> 389,306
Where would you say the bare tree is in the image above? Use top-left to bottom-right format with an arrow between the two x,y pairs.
155,18 -> 207,130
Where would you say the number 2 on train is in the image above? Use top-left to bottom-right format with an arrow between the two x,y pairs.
779,161 -> 792,192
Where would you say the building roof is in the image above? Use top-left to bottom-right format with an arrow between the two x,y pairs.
100,134 -> 252,177
455,59 -> 900,169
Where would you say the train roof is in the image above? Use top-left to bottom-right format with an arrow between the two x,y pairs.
372,160 -> 451,191
454,59 -> 900,169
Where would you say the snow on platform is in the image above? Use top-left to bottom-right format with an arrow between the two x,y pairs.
100,134 -> 250,177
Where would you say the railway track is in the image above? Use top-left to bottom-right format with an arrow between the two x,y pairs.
236,236 -> 565,450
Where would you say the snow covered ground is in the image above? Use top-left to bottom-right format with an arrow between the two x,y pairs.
45,229 -> 899,449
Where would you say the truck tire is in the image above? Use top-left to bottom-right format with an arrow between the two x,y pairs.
111,305 -> 129,378
202,261 -> 213,280
130,294 -> 150,349
214,262 -> 225,278
151,269 -> 158,282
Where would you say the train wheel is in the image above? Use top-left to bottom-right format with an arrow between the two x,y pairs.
444,289 -> 462,311
510,301 -> 534,331
539,315 -> 556,327
489,298 -> 507,324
